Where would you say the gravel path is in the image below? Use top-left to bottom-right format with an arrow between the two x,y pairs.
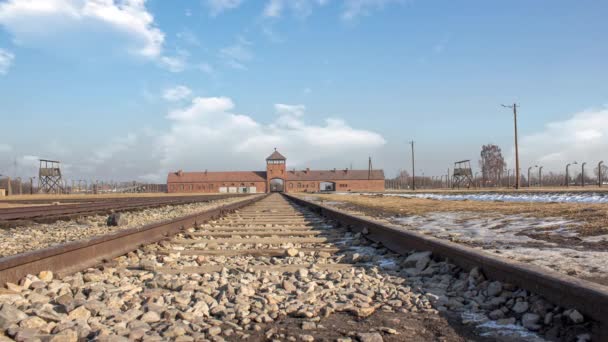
0,196 -> 251,258
0,194 -> 592,341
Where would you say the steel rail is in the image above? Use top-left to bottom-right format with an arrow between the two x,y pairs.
0,194 -> 267,286
284,193 -> 608,339
0,194 -> 244,221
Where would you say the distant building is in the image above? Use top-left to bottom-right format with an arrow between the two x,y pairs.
166,149 -> 384,193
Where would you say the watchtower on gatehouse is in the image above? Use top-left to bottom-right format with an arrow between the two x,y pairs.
266,148 -> 286,192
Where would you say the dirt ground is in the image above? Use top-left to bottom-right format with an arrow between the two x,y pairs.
230,311 -> 495,342
311,193 -> 608,237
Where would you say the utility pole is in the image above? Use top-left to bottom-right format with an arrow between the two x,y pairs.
502,103 -> 520,189
410,141 -> 415,191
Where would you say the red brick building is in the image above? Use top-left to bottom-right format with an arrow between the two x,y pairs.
167,150 -> 385,193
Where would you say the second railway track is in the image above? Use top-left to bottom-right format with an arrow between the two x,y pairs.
0,194 -> 244,225
0,193 -> 604,341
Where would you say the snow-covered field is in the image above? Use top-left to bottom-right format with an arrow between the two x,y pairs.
391,212 -> 608,280
350,192 -> 608,204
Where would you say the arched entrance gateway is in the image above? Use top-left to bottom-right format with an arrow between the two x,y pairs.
269,178 -> 284,192
319,181 -> 336,191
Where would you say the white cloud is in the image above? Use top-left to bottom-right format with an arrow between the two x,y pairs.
0,0 -> 164,58
166,97 -> 235,121
275,104 -> 306,117
206,0 -> 243,16
89,133 -> 137,165
163,85 -> 192,102
262,0 -> 329,18
342,0 -> 403,20
0,143 -> 12,152
160,55 -> 187,72
158,97 -> 386,176
0,49 -> 13,74
220,36 -> 253,70
263,0 -> 283,17
518,106 -> 608,172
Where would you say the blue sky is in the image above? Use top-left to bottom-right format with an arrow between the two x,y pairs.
0,0 -> 607,182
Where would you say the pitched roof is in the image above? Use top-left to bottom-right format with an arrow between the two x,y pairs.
167,171 -> 267,183
266,150 -> 286,160
286,169 -> 384,181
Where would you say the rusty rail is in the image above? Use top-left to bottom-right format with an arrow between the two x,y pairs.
0,194 -> 267,286
284,193 -> 608,338
0,194 -> 245,221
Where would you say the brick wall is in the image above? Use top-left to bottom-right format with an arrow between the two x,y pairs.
285,179 -> 384,192
167,181 -> 267,193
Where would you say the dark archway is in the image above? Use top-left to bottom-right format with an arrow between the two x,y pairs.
320,181 -> 336,191
270,178 -> 284,192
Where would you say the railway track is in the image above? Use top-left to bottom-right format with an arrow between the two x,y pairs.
0,194 -> 243,226
0,193 -> 605,340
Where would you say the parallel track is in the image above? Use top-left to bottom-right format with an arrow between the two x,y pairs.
0,194 -> 244,223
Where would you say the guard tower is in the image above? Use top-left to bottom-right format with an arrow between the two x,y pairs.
452,160 -> 473,189
266,149 -> 286,192
38,159 -> 64,193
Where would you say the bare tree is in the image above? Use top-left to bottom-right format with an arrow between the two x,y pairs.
479,144 -> 506,186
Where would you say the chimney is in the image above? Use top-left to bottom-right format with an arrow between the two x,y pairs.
205,169 -> 208,174
306,168 -> 310,174
177,170 -> 183,177
333,168 -> 336,172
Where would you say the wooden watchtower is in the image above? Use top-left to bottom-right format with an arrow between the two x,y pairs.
452,160 -> 473,189
38,159 -> 64,193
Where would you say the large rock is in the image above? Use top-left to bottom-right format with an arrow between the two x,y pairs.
401,251 -> 432,268
522,313 -> 541,331
357,332 -> 383,342
512,301 -> 529,314
486,281 -> 502,297
67,306 -> 91,321
0,305 -> 28,329
107,213 -> 128,227
38,271 -> 54,282
569,309 -> 584,324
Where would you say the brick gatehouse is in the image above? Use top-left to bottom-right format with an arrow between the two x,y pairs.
167,150 -> 384,193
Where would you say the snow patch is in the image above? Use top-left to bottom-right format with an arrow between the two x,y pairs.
349,192 -> 608,204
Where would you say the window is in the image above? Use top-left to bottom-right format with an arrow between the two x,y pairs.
179,185 -> 184,191
209,184 -> 213,189
297,183 -> 301,188
340,184 -> 347,188
289,183 -> 293,188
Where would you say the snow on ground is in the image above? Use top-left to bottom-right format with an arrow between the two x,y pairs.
461,312 -> 546,341
390,212 -> 608,279
393,212 -> 578,245
345,192 -> 608,204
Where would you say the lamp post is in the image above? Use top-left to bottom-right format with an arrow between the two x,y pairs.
506,169 -> 511,187
566,162 -> 577,187
474,172 -> 479,188
599,161 -> 604,187
502,103 -> 520,189
527,166 -> 537,188
410,141 -> 415,191
538,166 -> 543,187
581,162 -> 587,187
29,177 -> 36,194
